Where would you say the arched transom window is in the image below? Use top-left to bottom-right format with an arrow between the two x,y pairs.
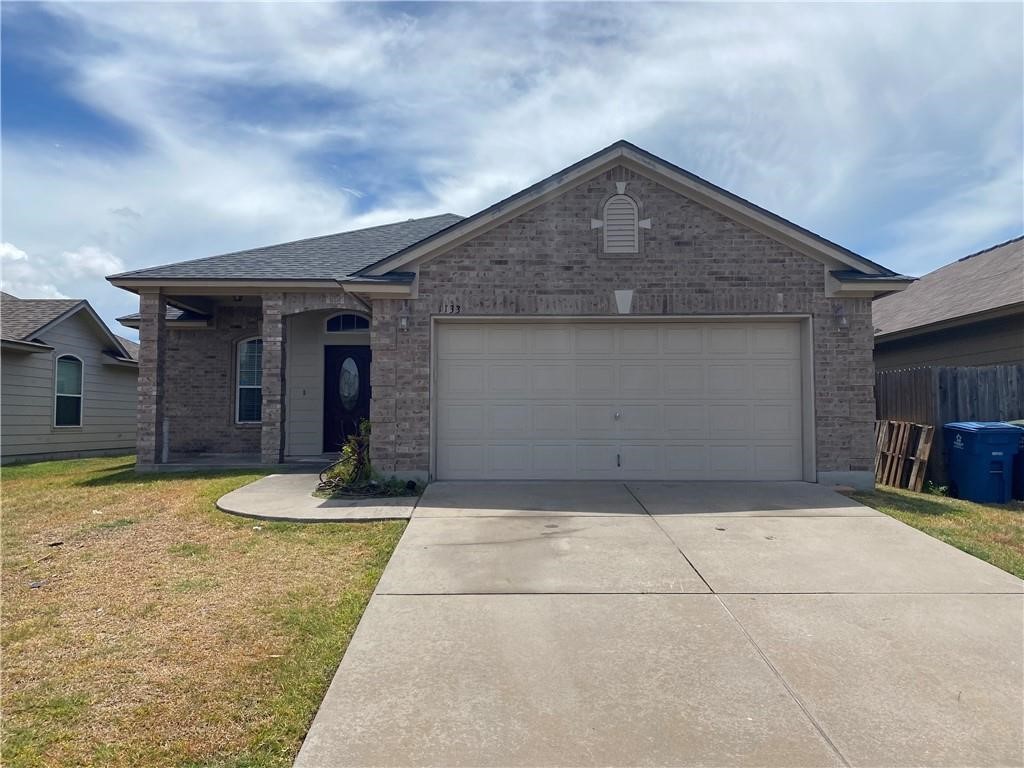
325,313 -> 369,332
54,354 -> 83,427
603,194 -> 639,254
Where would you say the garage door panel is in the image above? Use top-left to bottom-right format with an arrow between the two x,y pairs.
708,404 -> 750,437
491,404 -> 531,436
707,364 -> 749,397
620,364 -> 660,396
532,404 -> 572,435
621,326 -> 660,354
532,327 -> 572,354
489,365 -> 528,394
752,325 -> 801,356
707,325 -> 749,355
576,444 -> 619,474
663,404 -> 707,436
752,363 -> 799,396
439,404 -> 484,436
754,445 -> 802,478
662,326 -> 704,354
664,365 -> 705,395
619,405 -> 662,437
443,365 -> 485,396
753,403 -> 799,437
487,327 -> 528,353
435,321 -> 804,481
576,327 -> 616,354
575,365 -> 616,397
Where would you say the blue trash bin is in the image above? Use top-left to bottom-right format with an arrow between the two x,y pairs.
943,422 -> 1024,504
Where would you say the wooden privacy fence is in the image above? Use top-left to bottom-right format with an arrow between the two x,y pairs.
875,364 -> 1024,482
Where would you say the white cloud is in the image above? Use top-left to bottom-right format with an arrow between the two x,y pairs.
1,241 -> 124,303
1,1 -> 1021,330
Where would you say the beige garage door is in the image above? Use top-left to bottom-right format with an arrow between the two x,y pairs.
434,320 -> 805,481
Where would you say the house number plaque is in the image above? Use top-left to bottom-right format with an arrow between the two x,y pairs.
439,302 -> 462,314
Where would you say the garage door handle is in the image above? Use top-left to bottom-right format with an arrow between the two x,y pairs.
614,411 -> 621,420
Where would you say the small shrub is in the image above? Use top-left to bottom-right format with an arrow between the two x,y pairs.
324,420 -> 371,487
925,481 -> 949,497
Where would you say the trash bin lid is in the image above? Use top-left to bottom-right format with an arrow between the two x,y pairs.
944,421 -> 1024,433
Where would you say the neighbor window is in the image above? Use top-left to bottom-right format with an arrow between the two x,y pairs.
54,355 -> 83,427
326,313 -> 369,332
603,194 -> 639,253
236,337 -> 263,423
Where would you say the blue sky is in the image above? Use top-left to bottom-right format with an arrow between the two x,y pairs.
2,2 -> 1022,335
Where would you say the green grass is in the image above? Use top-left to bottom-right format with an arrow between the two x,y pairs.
850,487 -> 1024,578
1,455 -> 406,768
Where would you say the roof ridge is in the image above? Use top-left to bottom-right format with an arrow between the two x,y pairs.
108,213 -> 463,279
957,234 -> 1024,263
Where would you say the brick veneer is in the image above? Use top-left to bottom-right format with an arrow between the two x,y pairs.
368,165 -> 875,480
161,305 -> 263,456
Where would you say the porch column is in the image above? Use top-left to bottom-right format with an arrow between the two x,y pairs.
137,289 -> 167,466
260,292 -> 286,464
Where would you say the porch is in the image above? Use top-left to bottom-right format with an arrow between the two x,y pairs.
130,290 -> 383,469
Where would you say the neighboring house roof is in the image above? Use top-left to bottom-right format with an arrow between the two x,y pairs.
873,236 -> 1024,339
1,293 -> 83,341
108,214 -> 463,282
115,305 -> 210,329
0,292 -> 135,361
115,336 -> 140,361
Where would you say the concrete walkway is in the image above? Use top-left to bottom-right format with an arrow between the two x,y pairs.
295,481 -> 1024,767
215,472 -> 417,522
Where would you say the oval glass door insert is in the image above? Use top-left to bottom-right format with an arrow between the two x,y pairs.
340,357 -> 359,411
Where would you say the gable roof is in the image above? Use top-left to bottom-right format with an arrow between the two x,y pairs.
873,236 -> 1024,338
1,293 -> 85,341
355,140 -> 906,281
108,214 -> 463,283
0,292 -> 134,360
114,335 -> 140,361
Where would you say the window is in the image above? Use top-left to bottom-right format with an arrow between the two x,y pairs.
325,313 -> 369,332
603,194 -> 639,254
236,338 -> 262,423
54,355 -> 83,427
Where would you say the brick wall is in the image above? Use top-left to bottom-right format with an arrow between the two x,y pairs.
163,305 -> 262,455
370,166 -> 875,477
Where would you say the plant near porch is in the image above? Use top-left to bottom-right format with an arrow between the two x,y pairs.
317,420 -> 420,498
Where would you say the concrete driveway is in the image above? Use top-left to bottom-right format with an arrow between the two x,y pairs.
295,481 -> 1024,768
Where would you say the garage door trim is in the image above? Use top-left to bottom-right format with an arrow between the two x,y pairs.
429,315 -> 816,482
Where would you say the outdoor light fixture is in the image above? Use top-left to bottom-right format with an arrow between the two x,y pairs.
834,303 -> 848,329
398,315 -> 409,332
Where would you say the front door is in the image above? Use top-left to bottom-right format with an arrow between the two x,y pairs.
323,346 -> 371,453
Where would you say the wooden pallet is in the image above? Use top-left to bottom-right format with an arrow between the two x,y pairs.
874,420 -> 935,491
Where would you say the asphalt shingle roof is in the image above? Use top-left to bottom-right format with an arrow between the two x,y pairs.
0,293 -> 83,341
114,335 -> 140,361
109,214 -> 463,281
873,236 -> 1024,337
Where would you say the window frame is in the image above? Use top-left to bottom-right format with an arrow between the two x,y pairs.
235,336 -> 263,425
602,193 -> 640,254
325,313 -> 370,333
53,354 -> 84,428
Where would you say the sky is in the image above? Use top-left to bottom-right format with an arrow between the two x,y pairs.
2,2 -> 1022,338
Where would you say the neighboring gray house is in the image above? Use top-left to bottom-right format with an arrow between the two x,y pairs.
108,141 -> 911,488
1,293 -> 138,464
873,236 -> 1024,370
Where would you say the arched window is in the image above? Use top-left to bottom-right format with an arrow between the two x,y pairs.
236,337 -> 263,423
603,194 -> 639,254
325,313 -> 369,332
54,354 -> 83,427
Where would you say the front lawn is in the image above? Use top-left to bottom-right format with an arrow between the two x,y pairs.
1,456 -> 405,768
849,486 -> 1024,579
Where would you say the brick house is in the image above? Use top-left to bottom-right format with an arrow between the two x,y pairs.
109,141 -> 911,488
